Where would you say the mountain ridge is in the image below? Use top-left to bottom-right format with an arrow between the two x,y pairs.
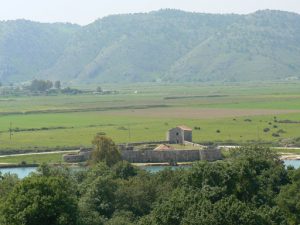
0,9 -> 299,84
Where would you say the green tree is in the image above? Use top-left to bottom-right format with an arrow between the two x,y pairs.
0,173 -> 19,200
112,161 -> 138,180
96,86 -> 103,92
91,135 -> 121,167
0,173 -> 19,224
54,80 -> 61,89
115,174 -> 157,217
29,79 -> 53,92
78,175 -> 117,224
277,168 -> 300,224
1,174 -> 78,225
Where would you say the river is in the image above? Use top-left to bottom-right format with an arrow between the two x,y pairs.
0,160 -> 299,179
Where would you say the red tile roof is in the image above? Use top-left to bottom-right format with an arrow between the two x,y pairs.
154,144 -> 175,151
177,125 -> 192,131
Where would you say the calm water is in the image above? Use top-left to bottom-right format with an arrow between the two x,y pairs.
0,167 -> 37,179
1,160 -> 299,178
284,160 -> 300,168
142,165 -> 190,173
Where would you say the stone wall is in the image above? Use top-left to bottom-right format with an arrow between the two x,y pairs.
121,148 -> 222,163
63,154 -> 85,163
183,130 -> 192,142
168,127 -> 184,144
199,148 -> 223,161
63,146 -> 223,164
63,148 -> 92,163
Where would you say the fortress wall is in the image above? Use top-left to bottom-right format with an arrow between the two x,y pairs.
199,148 -> 223,161
63,154 -> 85,163
121,149 -> 222,163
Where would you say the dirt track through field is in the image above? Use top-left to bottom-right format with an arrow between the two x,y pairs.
108,108 -> 300,119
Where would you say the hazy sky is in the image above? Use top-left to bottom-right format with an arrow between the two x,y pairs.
0,0 -> 299,25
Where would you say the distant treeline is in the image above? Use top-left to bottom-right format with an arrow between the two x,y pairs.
0,79 -> 119,96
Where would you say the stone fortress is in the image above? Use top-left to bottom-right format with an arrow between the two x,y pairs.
63,125 -> 222,163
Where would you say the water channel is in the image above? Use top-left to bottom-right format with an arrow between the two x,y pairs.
0,160 -> 299,179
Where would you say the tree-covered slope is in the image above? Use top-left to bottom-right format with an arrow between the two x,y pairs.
0,9 -> 300,83
46,10 -> 239,83
0,20 -> 80,82
167,10 -> 300,82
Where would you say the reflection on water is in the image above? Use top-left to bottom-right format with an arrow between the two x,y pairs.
142,165 -> 190,173
284,160 -> 300,169
0,167 -> 37,179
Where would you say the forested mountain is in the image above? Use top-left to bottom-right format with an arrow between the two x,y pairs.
0,9 -> 300,84
0,20 -> 80,83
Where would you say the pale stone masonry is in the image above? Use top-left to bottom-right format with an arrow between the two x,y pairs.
167,125 -> 192,144
63,126 -> 223,163
121,148 -> 222,163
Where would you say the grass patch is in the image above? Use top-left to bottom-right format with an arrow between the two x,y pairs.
0,152 -> 76,164
1,83 -> 300,151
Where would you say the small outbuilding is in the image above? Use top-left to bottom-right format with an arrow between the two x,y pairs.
167,125 -> 192,144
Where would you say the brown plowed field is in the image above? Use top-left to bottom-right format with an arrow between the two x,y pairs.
108,108 -> 300,119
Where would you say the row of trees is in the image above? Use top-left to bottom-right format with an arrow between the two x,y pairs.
28,79 -> 61,92
0,139 -> 300,224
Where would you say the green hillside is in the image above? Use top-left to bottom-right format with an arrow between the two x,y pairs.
0,9 -> 300,83
167,10 -> 300,82
0,20 -> 80,82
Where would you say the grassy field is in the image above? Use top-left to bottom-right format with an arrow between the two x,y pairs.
0,152 -> 75,164
1,82 -> 300,152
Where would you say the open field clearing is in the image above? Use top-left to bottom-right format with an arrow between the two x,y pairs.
0,112 -> 300,151
1,83 -> 300,152
1,82 -> 300,114
0,152 -> 72,164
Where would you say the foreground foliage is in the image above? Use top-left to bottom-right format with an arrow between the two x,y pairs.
0,146 -> 299,225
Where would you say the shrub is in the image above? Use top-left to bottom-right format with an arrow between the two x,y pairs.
20,161 -> 27,165
263,128 -> 270,133
277,129 -> 286,134
118,126 -> 128,130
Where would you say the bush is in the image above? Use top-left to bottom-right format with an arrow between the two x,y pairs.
277,129 -> 286,134
20,161 -> 27,165
263,128 -> 270,133
118,126 -> 128,130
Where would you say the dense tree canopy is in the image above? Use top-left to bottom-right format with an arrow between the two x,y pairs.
28,79 -> 53,92
0,169 -> 78,225
0,146 -> 299,224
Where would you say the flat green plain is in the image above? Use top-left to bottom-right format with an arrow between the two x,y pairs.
0,152 -> 74,164
0,82 -> 300,152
